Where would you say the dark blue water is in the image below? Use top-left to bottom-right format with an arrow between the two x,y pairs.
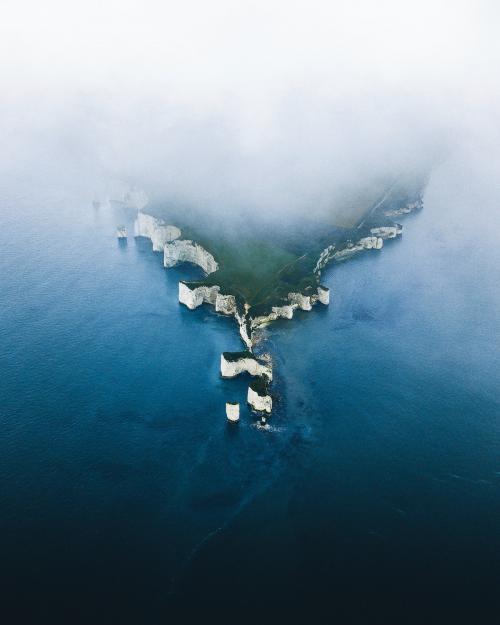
0,164 -> 498,624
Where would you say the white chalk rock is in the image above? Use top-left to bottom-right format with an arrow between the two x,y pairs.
134,213 -> 181,251
273,304 -> 295,319
288,292 -> 312,311
215,294 -> 237,315
251,304 -> 297,329
247,386 -> 272,413
178,282 -> 220,310
251,288 -> 329,330
314,244 -> 336,274
359,236 -> 383,250
220,353 -> 272,380
317,285 -> 330,305
164,240 -> 218,275
333,246 -> 358,261
384,199 -> 423,217
334,235 -> 383,261
370,225 -> 402,239
235,310 -> 253,349
226,402 -> 240,422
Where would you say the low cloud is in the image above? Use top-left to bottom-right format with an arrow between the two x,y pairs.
1,0 -> 498,222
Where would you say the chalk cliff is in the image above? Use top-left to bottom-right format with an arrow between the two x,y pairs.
333,236 -> 384,262
313,226 -> 401,273
235,309 -> 253,350
251,286 -> 330,329
134,212 -> 181,251
384,197 -> 423,217
317,285 -> 330,305
215,294 -> 237,316
220,352 -> 272,380
288,291 -> 313,311
370,225 -> 403,239
178,284 -> 235,315
247,385 -> 272,414
164,240 -> 218,274
178,282 -> 252,348
314,244 -> 336,273
178,282 -> 220,310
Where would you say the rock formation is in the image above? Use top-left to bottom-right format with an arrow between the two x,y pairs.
134,212 -> 181,251
178,283 -> 219,310
370,225 -> 403,239
317,285 -> 330,305
247,384 -> 272,414
384,197 -> 423,217
220,352 -> 272,380
250,286 -> 330,329
215,294 -> 237,316
333,236 -> 384,262
226,402 -> 240,422
164,240 -> 218,274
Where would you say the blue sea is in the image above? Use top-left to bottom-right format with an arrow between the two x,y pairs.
0,163 -> 498,624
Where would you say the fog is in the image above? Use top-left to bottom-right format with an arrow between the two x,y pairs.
1,0 -> 499,223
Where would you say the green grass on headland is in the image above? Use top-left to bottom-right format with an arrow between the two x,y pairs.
148,173 -> 427,314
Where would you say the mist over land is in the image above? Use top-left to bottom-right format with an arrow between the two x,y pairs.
1,0 -> 499,229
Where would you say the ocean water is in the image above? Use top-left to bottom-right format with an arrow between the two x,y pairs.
0,164 -> 498,624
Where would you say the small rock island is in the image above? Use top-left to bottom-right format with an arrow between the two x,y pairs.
225,402 -> 240,422
116,225 -> 127,239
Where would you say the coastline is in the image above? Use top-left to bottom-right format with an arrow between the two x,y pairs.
130,182 -> 425,418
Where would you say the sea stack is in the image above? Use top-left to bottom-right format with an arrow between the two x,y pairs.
116,225 -> 127,239
226,402 -> 240,422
